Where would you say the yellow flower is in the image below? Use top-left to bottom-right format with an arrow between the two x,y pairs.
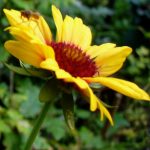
4,6 -> 150,125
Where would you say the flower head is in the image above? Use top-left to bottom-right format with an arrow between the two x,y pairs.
4,6 -> 150,125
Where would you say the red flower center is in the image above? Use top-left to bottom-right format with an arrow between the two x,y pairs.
49,42 -> 97,77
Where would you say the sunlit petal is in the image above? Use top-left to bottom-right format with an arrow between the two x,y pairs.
84,77 -> 150,100
5,41 -> 55,67
52,5 -> 63,42
94,46 -> 132,76
7,26 -> 43,43
71,17 -> 92,50
52,73 -> 113,124
38,16 -> 52,43
61,15 -> 74,42
86,43 -> 116,58
5,41 -> 43,67
3,9 -> 22,26
40,58 -> 60,72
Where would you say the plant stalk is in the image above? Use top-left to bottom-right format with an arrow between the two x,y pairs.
24,101 -> 51,150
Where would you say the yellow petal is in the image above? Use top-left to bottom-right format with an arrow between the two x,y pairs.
40,58 -> 59,71
86,43 -> 116,58
84,77 -> 150,100
72,78 -> 113,125
41,63 -> 113,124
55,69 -> 73,79
4,9 -> 50,43
52,6 -> 92,50
38,16 -> 52,43
52,5 -> 63,42
97,100 -> 113,125
3,9 -> 22,26
94,46 -> 132,76
5,41 -> 43,67
78,24 -> 92,50
34,43 -> 55,59
74,78 -> 98,111
61,15 -> 74,42
5,41 -> 55,67
71,17 -> 92,50
47,68 -> 98,111
7,26 -> 43,43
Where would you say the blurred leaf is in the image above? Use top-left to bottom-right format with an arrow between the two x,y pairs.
76,109 -> 90,119
44,117 -> 66,140
61,93 -> 76,133
3,131 -> 21,150
79,127 -> 106,149
0,83 -> 7,99
19,83 -> 42,118
6,109 -> 23,121
107,114 -> 130,137
4,63 -> 50,78
0,120 -> 11,133
33,136 -> 51,149
39,79 -> 61,102
16,120 -> 30,134
72,89 -> 79,101
0,48 -> 9,62
11,0 -> 34,9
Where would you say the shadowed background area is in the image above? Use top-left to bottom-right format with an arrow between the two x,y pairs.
0,0 -> 150,149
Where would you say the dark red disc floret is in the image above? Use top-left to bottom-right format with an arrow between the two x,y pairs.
48,42 -> 97,77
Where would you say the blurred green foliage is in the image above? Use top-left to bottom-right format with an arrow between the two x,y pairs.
0,0 -> 150,149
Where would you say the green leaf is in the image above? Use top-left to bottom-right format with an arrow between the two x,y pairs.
0,47 -> 9,62
4,63 -> 50,78
61,93 -> 76,133
0,120 -> 11,133
71,89 -> 79,101
16,120 -> 30,134
39,79 -> 61,102
33,136 -> 51,149
44,117 -> 66,140
3,131 -> 21,150
89,82 -> 102,91
0,83 -> 8,99
4,63 -> 31,76
20,85 -> 42,118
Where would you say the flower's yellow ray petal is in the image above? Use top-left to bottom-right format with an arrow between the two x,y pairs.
84,77 -> 150,100
96,63 -> 123,77
3,9 -> 22,26
97,100 -> 113,125
78,24 -> 92,50
74,78 -> 98,111
40,58 -> 60,72
50,70 -> 113,124
71,17 -> 92,50
7,26 -> 43,43
61,15 -> 74,42
52,6 -> 92,50
54,69 -> 97,110
4,9 -> 50,43
68,77 -> 113,125
94,46 -> 132,76
55,71 -> 113,123
5,41 -> 55,67
55,69 -> 73,79
34,43 -> 55,60
86,43 -> 116,58
52,5 -> 63,42
38,16 -> 52,43
5,41 -> 43,67
70,18 -> 83,44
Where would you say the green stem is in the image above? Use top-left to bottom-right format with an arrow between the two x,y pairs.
24,101 -> 52,150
